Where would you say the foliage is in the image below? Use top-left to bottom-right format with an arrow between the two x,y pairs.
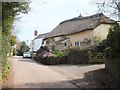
107,22 -> 120,59
36,49 -> 68,65
13,48 -> 16,56
96,0 -> 119,17
16,41 -> 30,56
2,60 -> 10,80
2,2 -> 30,35
67,47 -> 89,64
10,35 -> 16,46
1,2 -> 30,83
90,39 -> 109,53
35,46 -> 49,60
80,37 -> 101,49
36,46 -> 49,54
52,51 -> 68,58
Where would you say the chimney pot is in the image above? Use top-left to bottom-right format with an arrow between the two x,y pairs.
34,30 -> 38,36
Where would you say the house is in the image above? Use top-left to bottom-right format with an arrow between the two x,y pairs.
31,33 -> 49,52
43,13 -> 114,51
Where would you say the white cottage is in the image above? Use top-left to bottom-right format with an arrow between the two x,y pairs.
31,33 -> 48,52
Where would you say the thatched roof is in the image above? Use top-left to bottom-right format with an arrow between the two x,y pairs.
45,13 -> 114,39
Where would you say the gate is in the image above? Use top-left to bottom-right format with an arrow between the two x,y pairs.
88,52 -> 105,63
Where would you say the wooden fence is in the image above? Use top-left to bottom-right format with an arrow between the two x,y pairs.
88,52 -> 105,63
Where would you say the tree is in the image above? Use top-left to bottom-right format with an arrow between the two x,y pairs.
96,0 -> 120,18
2,2 -> 30,56
107,22 -> 120,59
16,41 -> 30,56
10,35 -> 17,46
1,2 -> 30,80
2,2 -> 30,35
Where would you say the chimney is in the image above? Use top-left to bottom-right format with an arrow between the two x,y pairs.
34,30 -> 38,36
78,13 -> 83,18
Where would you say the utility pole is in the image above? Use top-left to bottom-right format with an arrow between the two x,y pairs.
27,40 -> 29,46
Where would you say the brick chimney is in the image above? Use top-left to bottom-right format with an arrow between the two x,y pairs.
78,13 -> 83,18
34,30 -> 38,36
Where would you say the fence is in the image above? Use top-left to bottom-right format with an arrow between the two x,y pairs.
88,52 -> 105,63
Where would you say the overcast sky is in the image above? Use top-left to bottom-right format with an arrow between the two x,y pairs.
14,0 -> 99,45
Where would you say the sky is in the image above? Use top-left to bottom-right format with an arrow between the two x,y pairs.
14,0 -> 99,45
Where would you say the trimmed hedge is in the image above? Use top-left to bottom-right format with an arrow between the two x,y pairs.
67,48 -> 89,64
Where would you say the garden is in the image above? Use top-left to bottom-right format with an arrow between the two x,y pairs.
35,40 -> 107,65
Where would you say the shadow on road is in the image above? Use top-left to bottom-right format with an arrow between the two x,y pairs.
71,68 -> 119,88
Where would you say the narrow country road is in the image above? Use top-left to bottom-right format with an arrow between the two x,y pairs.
3,56 -> 105,88
6,56 -> 77,88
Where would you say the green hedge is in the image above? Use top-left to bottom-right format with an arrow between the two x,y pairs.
67,48 -> 89,64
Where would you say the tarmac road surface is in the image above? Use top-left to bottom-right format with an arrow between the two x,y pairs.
8,56 -> 77,88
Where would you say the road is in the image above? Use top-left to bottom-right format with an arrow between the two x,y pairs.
4,56 -> 105,88
7,56 -> 77,88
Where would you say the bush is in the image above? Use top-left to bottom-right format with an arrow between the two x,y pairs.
36,50 -> 68,65
53,51 -> 68,57
105,23 -> 120,87
67,48 -> 89,64
107,23 -> 120,59
36,46 -> 49,61
37,46 -> 49,54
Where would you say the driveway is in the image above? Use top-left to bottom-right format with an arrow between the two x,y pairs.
50,64 -> 105,80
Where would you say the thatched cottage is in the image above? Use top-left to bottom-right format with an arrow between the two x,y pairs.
43,13 -> 114,51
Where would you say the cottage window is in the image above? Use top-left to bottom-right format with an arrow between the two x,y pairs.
75,42 -> 80,47
64,43 -> 67,47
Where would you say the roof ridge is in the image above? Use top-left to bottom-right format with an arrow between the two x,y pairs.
60,13 -> 104,24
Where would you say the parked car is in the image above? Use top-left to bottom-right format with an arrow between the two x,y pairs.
23,52 -> 31,58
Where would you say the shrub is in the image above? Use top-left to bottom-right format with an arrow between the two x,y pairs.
67,48 -> 89,64
107,23 -> 120,59
36,50 -> 68,65
36,46 -> 49,61
105,23 -> 120,87
53,51 -> 68,58
36,46 -> 49,54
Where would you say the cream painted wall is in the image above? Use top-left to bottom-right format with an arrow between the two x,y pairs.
94,24 -> 111,40
68,30 -> 94,47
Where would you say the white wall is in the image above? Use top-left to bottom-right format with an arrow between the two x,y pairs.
33,38 -> 43,52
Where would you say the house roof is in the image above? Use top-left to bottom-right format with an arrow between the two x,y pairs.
34,33 -> 49,40
45,13 -> 115,39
